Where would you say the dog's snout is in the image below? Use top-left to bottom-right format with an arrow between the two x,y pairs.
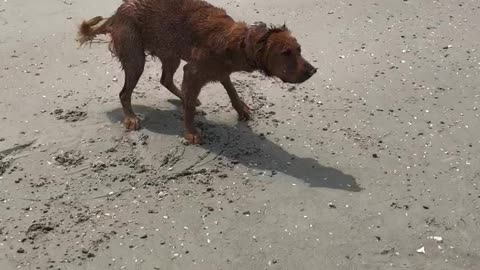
303,61 -> 317,78
303,64 -> 317,80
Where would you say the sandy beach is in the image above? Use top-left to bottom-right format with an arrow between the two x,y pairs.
1,0 -> 479,269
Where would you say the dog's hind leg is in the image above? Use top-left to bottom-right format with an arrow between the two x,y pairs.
221,77 -> 251,121
112,22 -> 145,131
160,57 -> 183,99
160,57 -> 201,106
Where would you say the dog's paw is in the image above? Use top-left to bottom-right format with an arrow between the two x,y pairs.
124,116 -> 141,131
184,132 -> 203,145
237,102 -> 252,121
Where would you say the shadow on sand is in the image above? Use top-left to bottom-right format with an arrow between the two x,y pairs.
107,104 -> 361,192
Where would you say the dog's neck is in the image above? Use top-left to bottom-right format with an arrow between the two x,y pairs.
224,22 -> 271,74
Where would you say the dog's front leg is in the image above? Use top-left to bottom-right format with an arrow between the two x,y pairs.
182,64 -> 205,144
221,77 -> 251,121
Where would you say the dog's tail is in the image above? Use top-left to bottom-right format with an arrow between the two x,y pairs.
76,16 -> 114,46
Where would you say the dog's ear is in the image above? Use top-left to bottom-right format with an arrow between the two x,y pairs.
257,24 -> 289,45
267,24 -> 288,33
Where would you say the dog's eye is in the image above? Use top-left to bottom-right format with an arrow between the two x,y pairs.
281,49 -> 292,56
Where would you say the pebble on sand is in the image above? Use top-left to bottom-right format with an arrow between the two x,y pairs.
416,246 -> 425,254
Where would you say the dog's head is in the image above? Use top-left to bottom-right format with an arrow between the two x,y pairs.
250,23 -> 317,84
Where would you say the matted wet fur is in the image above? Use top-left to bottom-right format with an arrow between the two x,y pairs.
78,0 -> 317,144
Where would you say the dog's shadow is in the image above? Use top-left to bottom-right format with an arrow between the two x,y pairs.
107,104 -> 361,192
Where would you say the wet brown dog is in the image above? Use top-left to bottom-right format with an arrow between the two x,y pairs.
78,0 -> 316,144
